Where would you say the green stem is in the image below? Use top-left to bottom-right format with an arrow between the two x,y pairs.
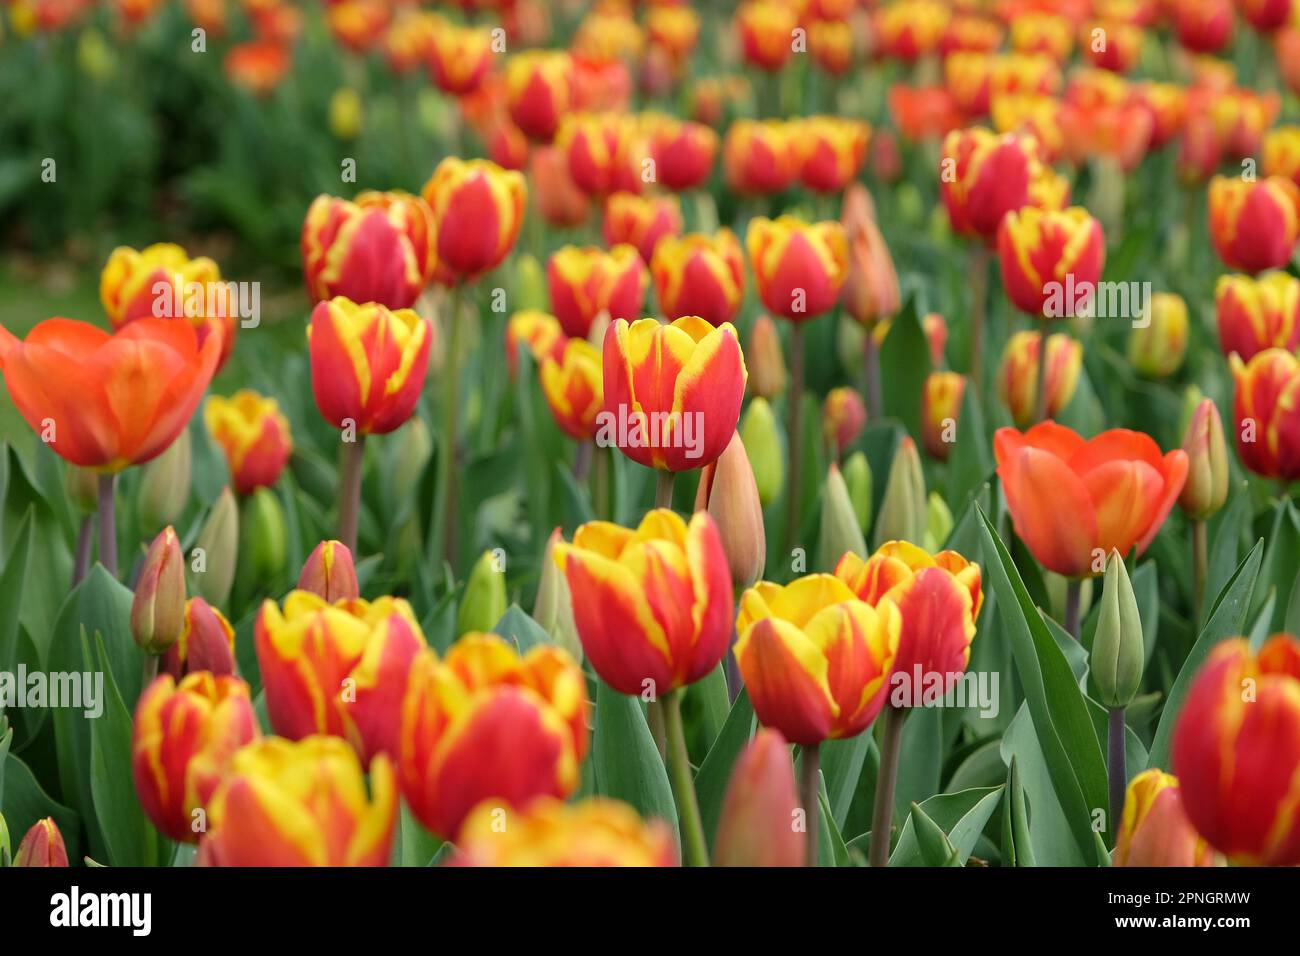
72,515 -> 92,589
969,245 -> 988,391
663,689 -> 710,868
1108,706 -> 1127,837
431,284 -> 465,570
647,698 -> 667,760
869,705 -> 907,867
784,322 -> 806,554
1033,325 -> 1051,424
862,330 -> 882,421
800,742 -> 821,867
1064,578 -> 1082,640
97,473 -> 117,578
142,653 -> 158,688
655,468 -> 675,510
593,446 -> 611,519
1191,520 -> 1207,630
337,434 -> 366,555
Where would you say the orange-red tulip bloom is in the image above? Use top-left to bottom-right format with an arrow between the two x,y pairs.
204,390 -> 292,494
602,191 -> 683,263
997,206 -> 1105,318
547,244 -> 648,338
421,158 -> 527,281
746,216 -> 849,322
1230,347 -> 1300,480
1216,271 -> 1300,361
650,230 -> 746,326
505,50 -> 575,142
724,120 -> 799,196
539,338 -> 604,440
1208,175 -> 1300,274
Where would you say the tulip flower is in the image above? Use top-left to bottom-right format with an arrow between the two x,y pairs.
746,216 -> 849,322
736,0 -> 797,71
1230,347 -> 1300,480
997,206 -> 1106,318
599,316 -> 746,473
203,390 -> 292,495
0,318 -> 220,473
742,396 -> 785,507
428,22 -> 493,96
100,242 -> 235,367
1215,271 -> 1300,361
723,120 -> 798,196
602,191 -> 683,263
191,487 -> 238,607
1172,635 -> 1300,865
1208,175 -> 1300,273
298,539 -> 360,603
301,191 -> 436,310
1011,12 -> 1074,60
547,244 -> 648,338
132,672 -> 259,842
557,112 -> 644,197
994,422 -> 1188,578
200,735 -> 397,866
714,730 -> 804,867
454,797 -> 677,867
646,6 -> 700,69
224,41 -> 291,95
823,387 -> 866,459
505,49 -> 575,142
536,337 -> 604,442
1180,399 -> 1230,523
13,818 -> 68,867
1262,125 -> 1300,188
875,0 -> 950,61
398,636 -> 588,841
922,372 -> 966,461
1239,0 -> 1293,31
421,157 -> 527,282
161,597 -> 237,680
650,230 -> 746,326
648,115 -> 718,192
695,430 -> 767,589
795,117 -> 869,194
1113,769 -> 1217,867
1176,0 -> 1234,52
746,315 -> 786,399
1128,293 -> 1188,379
529,145 -> 590,228
809,18 -> 853,74
939,128 -> 1039,241
505,309 -> 566,379
132,526 -> 187,656
255,591 -> 427,764
840,184 -> 902,332
997,330 -> 1081,427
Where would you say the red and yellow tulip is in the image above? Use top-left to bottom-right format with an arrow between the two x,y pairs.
997,206 -> 1106,318
428,22 -> 494,96
13,818 -> 69,868
1208,175 -> 1300,273
736,0 -> 797,71
746,216 -> 849,322
650,230 -> 746,326
505,309 -> 567,380
539,338 -> 604,440
724,120 -> 799,196
922,372 -> 966,461
1216,271 -> 1300,362
648,115 -> 718,192
297,539 -> 360,603
547,244 -> 648,338
823,386 -> 867,457
204,389 -> 292,495
602,191 -> 683,263
505,49 -> 575,143
1230,347 -> 1300,480
795,117 -> 869,194
939,128 -> 1039,241
997,330 -> 1082,427
1113,769 -> 1217,867
557,112 -> 644,197
161,597 -> 237,680
421,157 -> 527,281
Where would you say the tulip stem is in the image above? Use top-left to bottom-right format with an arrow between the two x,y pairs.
1191,519 -> 1208,630
655,469 -> 676,510
862,331 -> 882,420
432,284 -> 465,571
72,516 -> 92,589
142,653 -> 158,688
573,440 -> 593,483
869,705 -> 907,867
784,322 -> 806,555
338,434 -> 366,556
593,446 -> 611,519
1032,325 -> 1051,424
1108,706 -> 1127,839
969,245 -> 988,391
1064,578 -> 1082,640
663,689 -> 710,868
799,742 -> 821,867
97,473 -> 117,578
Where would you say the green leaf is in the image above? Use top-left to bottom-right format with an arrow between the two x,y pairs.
1147,540 -> 1263,769
1001,756 -> 1035,867
888,787 -> 1003,867
0,507 -> 33,668
947,382 -> 992,510
591,681 -> 678,836
0,746 -> 80,863
696,689 -> 755,850
492,604 -> 551,654
880,297 -> 931,441
682,663 -> 730,764
977,506 -> 1109,865
821,732 -> 872,829
815,780 -> 849,867
999,703 -> 1085,865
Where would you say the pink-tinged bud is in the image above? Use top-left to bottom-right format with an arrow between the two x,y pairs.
131,526 -> 187,654
746,315 -> 787,399
1179,399 -> 1229,521
162,597 -> 238,680
1113,769 -> 1217,867
694,430 -> 767,588
14,817 -> 69,867
713,729 -> 804,867
297,539 -> 360,602
823,386 -> 868,457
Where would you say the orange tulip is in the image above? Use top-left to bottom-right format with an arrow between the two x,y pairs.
421,157 -> 527,281
796,117 -> 869,193
723,120 -> 799,196
199,736 -> 397,866
997,330 -> 1082,427
650,230 -> 746,325
547,244 -> 647,338
203,389 -> 292,495
840,184 -> 901,326
1113,769 -> 1217,867
1230,347 -> 1300,480
160,597 -> 237,680
505,49 -> 575,142
307,297 -> 430,436
1173,635 -> 1300,866
301,190 -> 436,310
398,636 -> 588,840
555,509 -> 733,695
602,191 -> 683,263
997,206 -> 1105,318
888,85 -> 964,142
1208,175 -> 1300,274
746,216 -> 849,322
922,372 -> 966,461
539,338 -> 604,440
255,591 -> 427,764
224,41 -> 291,96
1084,19 -> 1143,73
0,318 -> 219,472
453,797 -> 677,866
1215,271 -> 1300,361
132,672 -> 260,843
735,574 -> 899,745
994,421 -> 1188,577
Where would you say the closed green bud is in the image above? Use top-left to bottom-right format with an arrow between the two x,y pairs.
242,487 -> 287,580
515,253 -> 548,312
533,528 -> 582,661
740,397 -> 784,508
818,462 -> 868,571
391,414 -> 432,503
190,487 -> 239,607
137,428 -> 192,535
923,491 -> 953,552
873,436 -> 926,548
1093,551 -> 1144,708
458,549 -> 507,636
842,451 -> 873,534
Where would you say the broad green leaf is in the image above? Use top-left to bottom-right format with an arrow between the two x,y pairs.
999,703 -> 1085,865
591,680 -> 678,837
1001,756 -> 1035,867
880,297 -> 930,440
696,689 -> 755,850
0,507 -> 32,669
493,604 -> 551,654
821,732 -> 871,828
887,786 -> 1003,867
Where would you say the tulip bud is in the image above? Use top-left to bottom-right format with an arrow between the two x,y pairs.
695,431 -> 767,588
297,540 -> 359,602
64,465 -> 99,515
740,397 -> 784,508
132,526 -> 187,654
823,387 -> 867,458
1093,551 -> 1144,708
842,451 -> 873,533
14,817 -> 68,867
533,528 -> 582,661
873,437 -> 926,548
924,491 -> 954,553
713,729 -> 804,867
1128,293 -> 1188,379
162,597 -> 237,680
391,414 -> 432,503
515,253 -> 548,312
191,487 -> 239,607
818,462 -> 868,572
137,427 -> 192,533
1179,399 -> 1229,521
746,315 -> 787,399
241,487 -> 287,583
457,550 -> 507,636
